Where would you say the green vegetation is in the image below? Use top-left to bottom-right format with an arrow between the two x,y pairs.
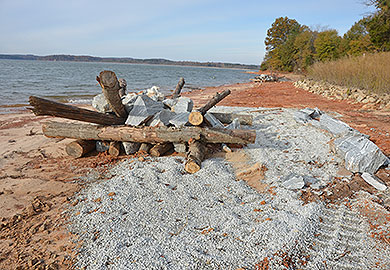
308,52 -> 390,95
261,0 -> 390,72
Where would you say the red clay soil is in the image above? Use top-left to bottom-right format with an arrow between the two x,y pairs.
183,81 -> 390,155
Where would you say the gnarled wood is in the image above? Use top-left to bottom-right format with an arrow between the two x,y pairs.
29,96 -> 126,125
172,77 -> 185,99
150,143 -> 173,157
97,71 -> 127,118
188,89 -> 231,126
65,140 -> 95,158
108,141 -> 121,157
185,140 -> 206,173
42,122 -> 256,144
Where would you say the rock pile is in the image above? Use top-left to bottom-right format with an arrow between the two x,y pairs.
250,74 -> 278,83
294,79 -> 390,111
294,107 -> 389,190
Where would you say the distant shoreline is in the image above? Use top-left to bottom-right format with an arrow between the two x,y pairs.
0,54 -> 259,70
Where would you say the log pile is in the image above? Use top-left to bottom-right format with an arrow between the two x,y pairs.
29,70 -> 256,173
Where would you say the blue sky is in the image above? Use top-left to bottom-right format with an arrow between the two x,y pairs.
0,0 -> 375,64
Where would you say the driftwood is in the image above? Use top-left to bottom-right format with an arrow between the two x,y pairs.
188,89 -> 231,126
42,121 -> 256,144
108,141 -> 121,157
150,143 -> 173,157
29,96 -> 126,125
97,71 -> 127,118
172,77 -> 185,99
65,140 -> 96,158
185,140 -> 206,174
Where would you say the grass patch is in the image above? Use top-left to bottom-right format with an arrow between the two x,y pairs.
308,52 -> 390,95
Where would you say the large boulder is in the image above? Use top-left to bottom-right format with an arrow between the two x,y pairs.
125,95 -> 164,126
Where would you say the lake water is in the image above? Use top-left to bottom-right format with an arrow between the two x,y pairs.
0,59 -> 254,112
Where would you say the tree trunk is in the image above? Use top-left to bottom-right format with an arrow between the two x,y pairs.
108,141 -> 121,157
188,89 -> 231,126
42,121 -> 256,144
97,70 -> 127,118
150,143 -> 173,157
65,140 -> 95,158
172,77 -> 185,99
29,96 -> 126,125
185,140 -> 206,173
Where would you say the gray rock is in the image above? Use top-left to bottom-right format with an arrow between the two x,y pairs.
301,107 -> 322,119
334,135 -> 389,174
204,113 -> 224,128
92,94 -> 112,113
319,113 -> 358,136
294,111 -> 312,124
125,95 -> 164,126
121,93 -> 138,113
148,109 -> 176,127
225,118 -> 241,130
173,143 -> 187,153
282,174 -> 305,190
122,142 -> 141,155
303,176 -> 319,187
172,97 -> 193,113
96,141 -> 110,152
361,172 -> 387,191
144,86 -> 165,101
169,112 -> 190,128
162,99 -> 176,109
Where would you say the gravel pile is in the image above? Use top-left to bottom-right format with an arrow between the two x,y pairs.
69,106 -> 390,269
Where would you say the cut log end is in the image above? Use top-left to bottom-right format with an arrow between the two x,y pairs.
108,141 -> 121,157
188,111 -> 204,126
185,158 -> 201,174
65,140 -> 95,158
150,143 -> 173,157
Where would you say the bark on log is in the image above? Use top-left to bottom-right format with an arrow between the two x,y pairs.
188,89 -> 231,126
139,143 -> 152,153
65,140 -> 95,158
150,143 -> 173,157
42,121 -> 256,144
29,96 -> 126,125
185,140 -> 206,173
209,112 -> 253,125
172,77 -> 185,99
108,141 -> 121,157
97,71 -> 127,118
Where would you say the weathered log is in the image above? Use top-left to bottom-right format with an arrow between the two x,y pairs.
97,71 -> 127,118
150,143 -> 173,157
65,140 -> 95,158
185,140 -> 206,173
108,141 -> 121,157
29,96 -> 125,125
139,143 -> 153,153
42,122 -> 256,144
172,77 -> 185,99
209,112 -> 253,125
188,89 -> 231,126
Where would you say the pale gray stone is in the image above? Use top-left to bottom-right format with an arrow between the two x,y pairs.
205,113 -> 224,128
282,174 -> 305,190
148,109 -> 176,127
169,112 -> 190,128
334,135 -> 389,173
294,111 -> 312,124
319,113 -> 358,136
225,118 -> 241,130
92,94 -> 112,113
125,95 -> 164,126
173,143 -> 187,153
96,141 -> 110,152
172,97 -> 193,113
121,93 -> 137,113
144,86 -> 165,101
162,99 -> 176,109
361,172 -> 387,191
122,142 -> 141,155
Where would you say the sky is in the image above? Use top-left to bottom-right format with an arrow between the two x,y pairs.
0,0 -> 376,65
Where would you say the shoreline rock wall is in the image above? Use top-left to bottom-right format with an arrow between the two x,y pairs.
294,79 -> 390,111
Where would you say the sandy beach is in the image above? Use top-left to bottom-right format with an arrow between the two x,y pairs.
1,79 -> 390,269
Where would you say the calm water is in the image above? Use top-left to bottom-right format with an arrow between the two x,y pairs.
0,59 -> 254,111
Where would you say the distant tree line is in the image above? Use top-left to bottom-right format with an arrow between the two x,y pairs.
261,0 -> 390,72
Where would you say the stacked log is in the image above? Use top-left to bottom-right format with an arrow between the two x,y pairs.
29,70 -> 256,173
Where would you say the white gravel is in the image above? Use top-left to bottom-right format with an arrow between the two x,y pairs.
69,107 -> 390,269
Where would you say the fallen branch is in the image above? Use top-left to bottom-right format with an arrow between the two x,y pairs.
172,77 -> 185,99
